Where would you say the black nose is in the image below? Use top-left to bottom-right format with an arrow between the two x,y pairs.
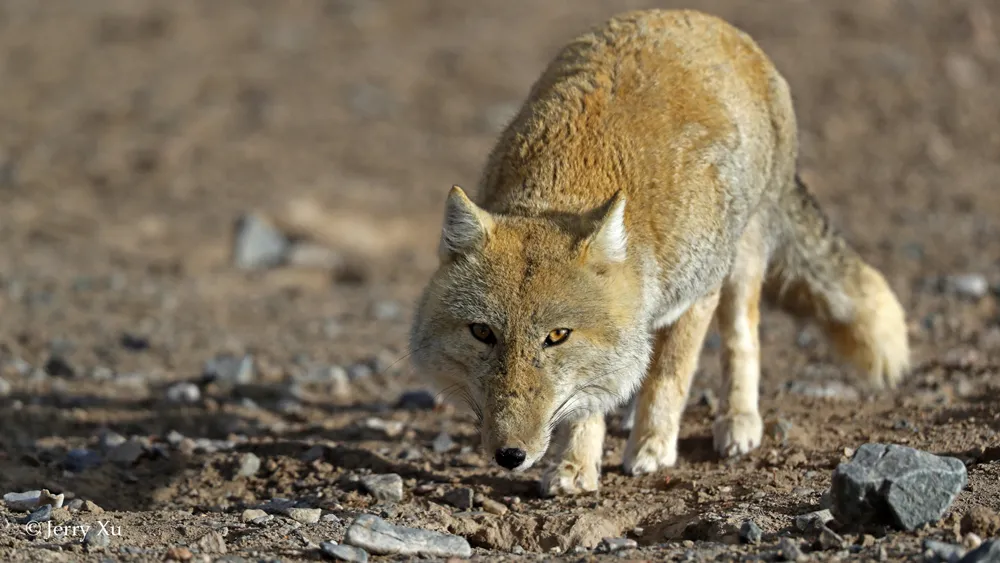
494,447 -> 527,470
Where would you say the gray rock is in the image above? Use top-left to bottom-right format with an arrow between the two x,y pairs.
396,390 -> 437,410
196,529 -> 228,553
739,519 -> 762,544
287,508 -> 322,524
795,509 -> 834,532
779,537 -> 806,561
321,542 -> 369,563
442,488 -> 474,510
84,527 -> 112,549
596,537 -> 637,553
831,444 -> 967,531
107,437 -> 146,466
236,453 -> 261,478
26,504 -> 52,523
4,490 -> 42,511
343,514 -> 471,558
819,526 -> 846,550
0,377 -> 10,397
361,474 -> 404,503
233,213 -> 289,270
165,382 -> 201,404
945,274 -> 989,300
203,355 -> 255,385
431,432 -> 455,453
241,509 -> 268,523
924,539 -> 966,563
346,363 -> 373,381
959,540 -> 1000,563
98,431 -> 127,452
64,448 -> 103,472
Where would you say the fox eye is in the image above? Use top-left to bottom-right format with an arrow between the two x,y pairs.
469,323 -> 496,345
543,328 -> 572,347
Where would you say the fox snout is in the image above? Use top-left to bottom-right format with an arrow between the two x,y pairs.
481,392 -> 554,472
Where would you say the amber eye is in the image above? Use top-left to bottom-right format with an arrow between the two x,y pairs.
469,323 -> 496,345
543,328 -> 572,347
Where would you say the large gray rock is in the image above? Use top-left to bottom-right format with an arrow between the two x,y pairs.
344,514 -> 471,558
959,540 -> 1000,563
830,444 -> 967,531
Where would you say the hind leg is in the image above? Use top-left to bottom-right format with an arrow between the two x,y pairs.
713,223 -> 767,457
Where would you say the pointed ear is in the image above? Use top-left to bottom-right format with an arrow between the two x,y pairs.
438,185 -> 494,261
582,192 -> 628,264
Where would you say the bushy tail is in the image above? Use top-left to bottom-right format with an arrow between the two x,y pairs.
763,174 -> 910,388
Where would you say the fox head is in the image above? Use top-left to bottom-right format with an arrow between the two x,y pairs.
410,185 -> 652,472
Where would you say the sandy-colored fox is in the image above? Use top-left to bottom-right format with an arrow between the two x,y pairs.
409,9 -> 910,496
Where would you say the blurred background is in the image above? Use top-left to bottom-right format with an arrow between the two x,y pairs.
0,0 -> 998,558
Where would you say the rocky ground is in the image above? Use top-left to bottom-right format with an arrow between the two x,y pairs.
0,1 -> 999,561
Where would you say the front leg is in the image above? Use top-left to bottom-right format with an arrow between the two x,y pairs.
539,413 -> 605,497
623,291 -> 720,475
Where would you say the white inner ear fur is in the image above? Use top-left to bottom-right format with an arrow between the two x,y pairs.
439,187 -> 492,258
591,197 -> 628,263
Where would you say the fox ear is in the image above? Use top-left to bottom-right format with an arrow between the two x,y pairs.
583,192 -> 628,264
439,185 -> 494,261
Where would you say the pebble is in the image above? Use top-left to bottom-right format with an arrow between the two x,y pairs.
431,432 -> 455,453
819,526 -> 846,550
233,213 -> 289,270
779,537 -> 806,562
321,542 -> 369,563
165,546 -> 193,560
476,495 -> 509,516
795,509 -> 834,532
84,527 -> 112,550
0,377 -> 10,397
203,354 -> 255,385
43,355 -> 76,377
26,504 -> 52,523
236,453 -> 261,478
64,448 -> 103,472
4,490 -> 42,511
944,274 -> 989,300
347,363 -> 373,380
361,474 -> 404,503
395,389 -> 437,410
120,333 -> 150,351
596,537 -> 637,553
739,519 -> 762,544
343,514 -> 472,558
287,508 -> 322,524
830,443 -> 967,531
371,300 -> 401,321
165,382 -> 201,404
241,509 -> 268,523
960,539 -> 1000,562
924,539 -> 966,563
99,430 -> 128,451
108,437 -> 146,466
442,488 -> 474,510
195,530 -> 228,554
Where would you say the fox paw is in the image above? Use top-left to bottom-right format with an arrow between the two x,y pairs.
539,461 -> 600,497
622,433 -> 678,475
712,411 -> 763,458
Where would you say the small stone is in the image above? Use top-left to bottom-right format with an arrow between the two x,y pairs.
165,546 -> 193,560
166,430 -> 186,447
795,509 -> 834,532
108,437 -> 146,466
346,363 -> 373,380
4,490 -> 42,511
98,430 -> 128,451
442,488 -> 474,510
343,514 -> 472,558
43,355 -> 76,377
478,496 -> 508,516
242,509 -> 268,523
26,504 -> 52,523
596,537 -> 637,553
361,474 -> 404,503
371,300 -> 401,321
37,489 -> 65,509
0,377 -> 10,397
63,448 -> 103,472
120,333 -> 150,351
203,355 -> 255,385
84,527 -> 112,550
739,519 -> 762,544
236,453 -> 261,478
779,537 -> 806,562
82,500 -> 104,514
195,530 -> 227,554
395,389 -> 437,410
945,274 -> 989,300
830,443 -> 967,531
323,514 -> 342,524
321,542 -> 369,563
233,213 -> 289,270
924,539 -> 966,563
819,526 -> 846,550
287,508 -> 322,524
432,432 -> 455,453
166,382 -> 201,404
960,539 -> 1000,562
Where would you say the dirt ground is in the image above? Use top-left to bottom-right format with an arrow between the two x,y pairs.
0,1 -> 998,561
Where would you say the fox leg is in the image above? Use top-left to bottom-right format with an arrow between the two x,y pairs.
623,290 -> 720,475
539,413 -> 605,496
713,219 -> 768,457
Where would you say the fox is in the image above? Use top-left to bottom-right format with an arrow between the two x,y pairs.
408,9 -> 910,496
